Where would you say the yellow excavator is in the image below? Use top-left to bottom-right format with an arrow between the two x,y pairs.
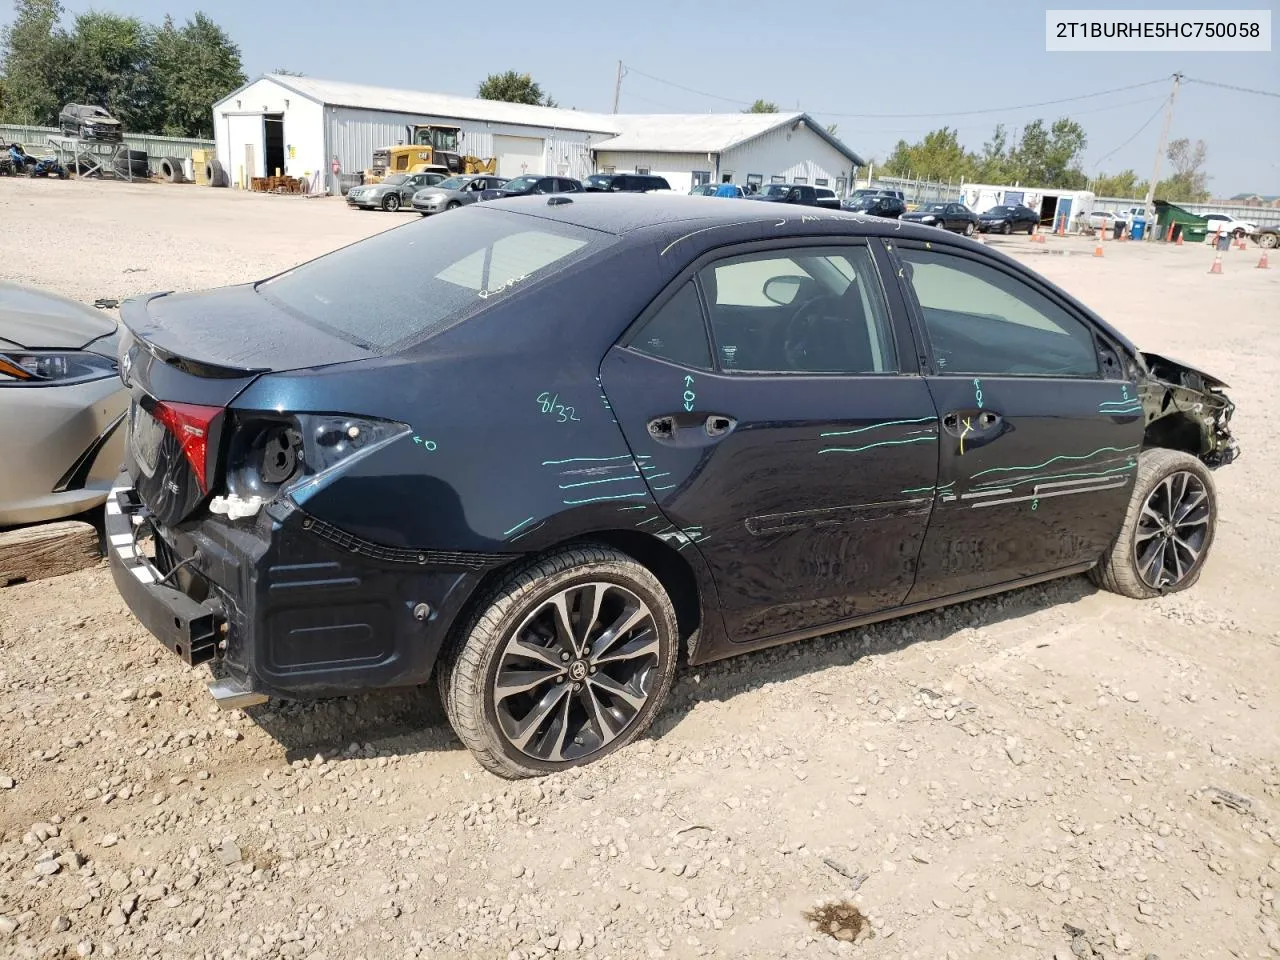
363,124 -> 497,184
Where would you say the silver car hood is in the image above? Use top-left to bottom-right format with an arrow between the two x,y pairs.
0,282 -> 117,349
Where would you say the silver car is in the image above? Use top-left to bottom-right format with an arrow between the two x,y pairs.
411,174 -> 509,215
346,172 -> 446,212
0,283 -> 127,526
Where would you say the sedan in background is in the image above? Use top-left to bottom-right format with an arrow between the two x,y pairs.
901,201 -> 979,235
412,175 -> 509,216
0,283 -> 126,527
583,173 -> 672,193
841,194 -> 905,219
978,204 -> 1040,234
1202,213 -> 1258,239
103,195 -> 1235,780
480,175 -> 582,201
347,172 -> 447,212
689,184 -> 720,196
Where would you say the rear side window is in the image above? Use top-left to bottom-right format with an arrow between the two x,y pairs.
628,282 -> 712,369
259,209 -> 608,349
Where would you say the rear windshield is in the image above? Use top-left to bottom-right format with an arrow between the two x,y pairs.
258,209 -> 609,350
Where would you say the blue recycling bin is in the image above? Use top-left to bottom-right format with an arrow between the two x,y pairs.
1130,217 -> 1146,241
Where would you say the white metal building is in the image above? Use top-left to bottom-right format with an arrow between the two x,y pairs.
593,113 -> 863,196
212,75 -> 865,197
212,74 -> 621,192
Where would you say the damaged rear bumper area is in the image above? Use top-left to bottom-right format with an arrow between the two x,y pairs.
106,476 -> 501,708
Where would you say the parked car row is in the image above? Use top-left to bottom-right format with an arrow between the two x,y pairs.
351,171 -> 675,213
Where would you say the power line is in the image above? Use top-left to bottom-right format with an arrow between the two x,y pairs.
1184,76 -> 1280,99
621,63 -> 1169,118
622,65 -> 750,107
1089,96 -> 1171,169
835,94 -> 1169,137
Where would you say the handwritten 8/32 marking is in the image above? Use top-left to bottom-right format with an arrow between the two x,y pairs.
536,392 -> 581,424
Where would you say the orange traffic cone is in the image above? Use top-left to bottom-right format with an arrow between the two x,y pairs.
1176,231 -> 1184,246
1031,226 -> 1045,244
1238,234 -> 1248,251
1094,227 -> 1104,257
1209,251 -> 1224,274
1258,251 -> 1270,269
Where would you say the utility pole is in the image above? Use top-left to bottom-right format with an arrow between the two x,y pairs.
612,61 -> 624,113
1142,72 -> 1181,235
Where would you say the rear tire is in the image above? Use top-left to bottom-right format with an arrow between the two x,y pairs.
1090,448 -> 1217,600
963,221 -> 975,236
439,545 -> 678,779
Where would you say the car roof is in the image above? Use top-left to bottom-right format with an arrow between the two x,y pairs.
475,193 -> 955,241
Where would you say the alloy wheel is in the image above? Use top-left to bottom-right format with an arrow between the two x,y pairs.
1133,470 -> 1211,589
492,581 -> 660,764
385,194 -> 400,211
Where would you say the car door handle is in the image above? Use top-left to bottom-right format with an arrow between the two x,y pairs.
942,410 -> 1001,436
647,416 -> 675,440
704,414 -> 736,438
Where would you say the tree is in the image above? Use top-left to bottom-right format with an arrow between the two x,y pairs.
1157,137 -> 1210,201
477,70 -> 556,107
744,99 -> 778,113
61,11 -> 155,131
1006,118 -> 1087,188
0,0 -> 69,125
1,2 -> 244,137
881,126 -> 974,181
973,123 -> 1013,183
150,13 -> 245,138
825,122 -> 838,137
1091,169 -> 1146,197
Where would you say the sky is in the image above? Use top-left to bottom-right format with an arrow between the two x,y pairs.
12,0 -> 1280,194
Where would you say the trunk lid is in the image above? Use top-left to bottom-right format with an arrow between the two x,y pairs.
119,286 -> 374,527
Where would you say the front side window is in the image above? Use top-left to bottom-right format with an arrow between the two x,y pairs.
628,282 -> 711,369
699,247 -> 896,375
897,249 -> 1099,377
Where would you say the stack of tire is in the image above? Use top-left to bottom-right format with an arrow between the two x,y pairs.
113,149 -> 150,180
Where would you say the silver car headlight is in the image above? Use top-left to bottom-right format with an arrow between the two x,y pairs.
0,350 -> 117,385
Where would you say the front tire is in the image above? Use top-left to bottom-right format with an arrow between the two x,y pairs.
1090,448 -> 1217,599
446,200 -> 461,210
1001,222 -> 1012,235
382,194 -> 400,212
439,545 -> 678,779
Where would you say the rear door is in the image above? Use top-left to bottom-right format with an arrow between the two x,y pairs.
600,239 -> 938,644
886,241 -> 1143,601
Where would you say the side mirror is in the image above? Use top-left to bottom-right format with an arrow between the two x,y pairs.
763,275 -> 806,306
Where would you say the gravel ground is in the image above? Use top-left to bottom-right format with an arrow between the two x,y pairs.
2,178 -> 1279,960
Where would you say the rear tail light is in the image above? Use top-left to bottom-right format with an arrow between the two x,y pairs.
222,413 -> 409,508
152,401 -> 222,493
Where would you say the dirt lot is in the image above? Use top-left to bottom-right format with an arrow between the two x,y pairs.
2,178 -> 1278,960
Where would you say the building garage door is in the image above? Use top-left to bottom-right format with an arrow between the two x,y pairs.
493,135 -> 544,177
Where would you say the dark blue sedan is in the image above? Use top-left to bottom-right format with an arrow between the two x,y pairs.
107,195 -> 1237,778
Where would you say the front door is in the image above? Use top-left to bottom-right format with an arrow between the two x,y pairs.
886,241 -> 1144,601
600,241 -> 938,643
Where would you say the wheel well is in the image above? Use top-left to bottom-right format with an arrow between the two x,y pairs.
442,529 -> 704,671
1144,412 -> 1206,458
